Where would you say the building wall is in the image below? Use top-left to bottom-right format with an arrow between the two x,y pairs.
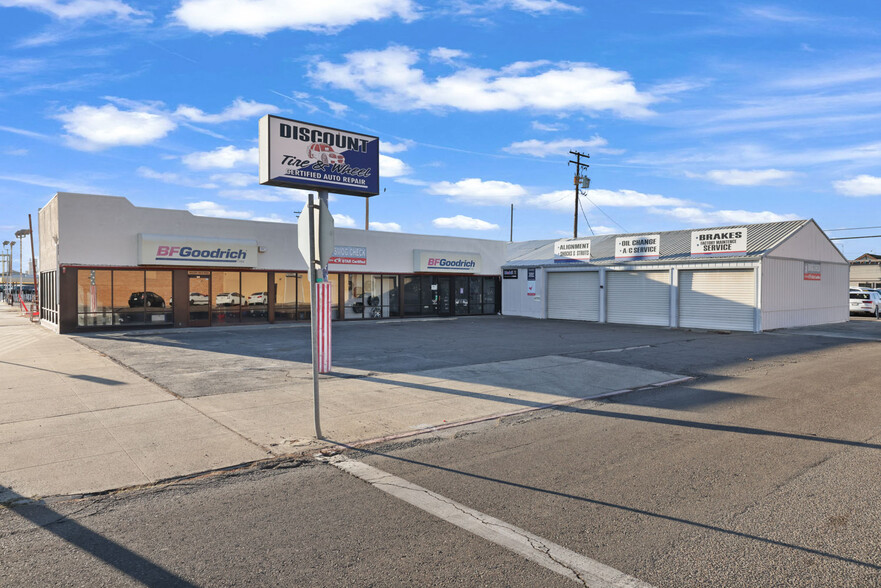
49,193 -> 508,274
850,263 -> 881,287
501,267 -> 545,318
760,257 -> 849,330
38,195 -> 59,272
767,221 -> 848,264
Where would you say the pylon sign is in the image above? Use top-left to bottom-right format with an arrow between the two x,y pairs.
259,114 -> 380,197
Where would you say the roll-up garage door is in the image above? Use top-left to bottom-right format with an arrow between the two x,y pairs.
547,272 -> 599,321
679,269 -> 756,331
606,271 -> 670,326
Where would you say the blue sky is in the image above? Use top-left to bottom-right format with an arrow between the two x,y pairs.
2,0 -> 881,273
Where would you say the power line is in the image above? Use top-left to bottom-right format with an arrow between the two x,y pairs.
577,195 -> 594,236
579,188 -> 628,233
829,234 -> 881,240
826,225 -> 881,232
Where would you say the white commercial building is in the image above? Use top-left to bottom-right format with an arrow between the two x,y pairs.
38,193 -> 505,333
37,194 -> 848,334
501,220 -> 849,332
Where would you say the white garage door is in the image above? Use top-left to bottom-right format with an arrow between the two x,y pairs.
547,271 -> 599,321
606,271 -> 670,326
679,269 -> 756,331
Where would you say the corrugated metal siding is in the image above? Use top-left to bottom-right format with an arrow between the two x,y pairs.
765,222 -> 848,264
504,220 -> 809,267
547,272 -> 599,321
761,258 -> 849,329
680,269 -> 756,331
606,271 -> 670,326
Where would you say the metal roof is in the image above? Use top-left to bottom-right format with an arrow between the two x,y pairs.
504,219 -> 812,267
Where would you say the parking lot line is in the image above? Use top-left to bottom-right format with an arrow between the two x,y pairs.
329,455 -> 655,588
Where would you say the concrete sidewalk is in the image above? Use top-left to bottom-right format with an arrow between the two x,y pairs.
0,305 -> 684,501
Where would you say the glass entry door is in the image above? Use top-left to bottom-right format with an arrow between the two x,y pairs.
188,272 -> 210,326
436,277 -> 451,316
454,276 -> 469,315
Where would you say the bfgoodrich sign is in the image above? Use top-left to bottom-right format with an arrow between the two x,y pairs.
138,234 -> 258,267
259,114 -> 380,197
413,250 -> 482,273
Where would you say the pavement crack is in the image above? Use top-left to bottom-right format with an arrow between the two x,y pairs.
374,480 -> 590,585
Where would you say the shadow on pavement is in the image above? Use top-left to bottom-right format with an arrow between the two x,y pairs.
339,444 -> 881,572
1,486 -> 199,588
0,360 -> 127,386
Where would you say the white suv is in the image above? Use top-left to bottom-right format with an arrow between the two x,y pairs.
849,289 -> 881,318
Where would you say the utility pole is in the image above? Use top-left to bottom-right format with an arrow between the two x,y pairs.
568,151 -> 590,239
510,204 -> 514,242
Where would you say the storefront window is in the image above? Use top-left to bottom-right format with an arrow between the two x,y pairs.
77,269 -> 113,326
483,277 -> 497,314
211,271 -> 241,324
241,272 -> 268,324
469,277 -> 483,315
403,276 -> 420,316
145,271 -> 173,325
274,273 -> 299,321
344,273 -> 364,319
297,274 -> 311,320
381,275 -> 399,317
114,270 -> 147,325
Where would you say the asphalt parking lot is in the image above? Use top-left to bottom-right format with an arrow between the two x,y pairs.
74,315 -> 881,400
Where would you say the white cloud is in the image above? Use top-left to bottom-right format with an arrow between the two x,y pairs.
428,178 -> 527,205
186,200 -> 285,222
56,104 -> 176,150
380,140 -> 410,154
531,120 -> 565,132
0,0 -> 149,21
210,172 -> 257,187
173,0 -> 418,34
53,98 -> 269,150
379,154 -> 411,177
182,145 -> 258,169
504,0 -> 579,13
503,135 -> 620,157
653,207 -> 800,226
433,215 -> 499,231
333,213 -> 358,228
525,188 -> 688,212
696,168 -> 796,186
457,0 -> 579,14
369,221 -> 402,232
175,98 -> 277,123
0,125 -> 48,139
833,175 -> 881,197
429,47 -> 469,64
137,166 -> 217,188
311,46 -> 655,117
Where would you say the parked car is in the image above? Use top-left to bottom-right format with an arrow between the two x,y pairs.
189,292 -> 209,306
215,292 -> 243,306
128,291 -> 165,308
246,291 -> 268,306
849,290 -> 881,318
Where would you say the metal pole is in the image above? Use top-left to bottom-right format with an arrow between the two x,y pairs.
365,196 -> 370,231
574,173 -> 579,239
29,215 -> 38,316
510,204 -> 514,242
308,193 -> 322,439
9,241 -> 15,305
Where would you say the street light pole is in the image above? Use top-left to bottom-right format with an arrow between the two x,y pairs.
1,241 -> 7,301
8,240 -> 15,304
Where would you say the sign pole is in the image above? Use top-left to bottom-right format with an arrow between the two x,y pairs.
307,192 -> 322,439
